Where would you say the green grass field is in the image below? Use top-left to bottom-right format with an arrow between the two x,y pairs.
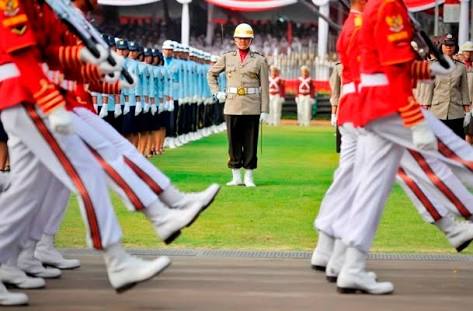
56,124 -> 472,254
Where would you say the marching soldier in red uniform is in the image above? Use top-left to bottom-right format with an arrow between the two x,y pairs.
332,0 -> 467,295
268,65 -> 285,126
295,65 -> 315,126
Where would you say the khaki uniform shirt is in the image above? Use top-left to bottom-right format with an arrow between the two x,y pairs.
208,50 -> 269,115
425,60 -> 470,120
413,80 -> 431,105
329,63 -> 342,108
465,64 -> 473,103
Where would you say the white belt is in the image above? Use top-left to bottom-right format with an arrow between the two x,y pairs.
341,82 -> 356,96
227,87 -> 260,95
360,73 -> 388,87
0,63 -> 20,82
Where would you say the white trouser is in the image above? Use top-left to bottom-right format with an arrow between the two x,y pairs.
342,113 -> 473,252
27,107 -> 174,245
315,114 -> 473,241
74,108 -> 170,193
0,105 -> 122,263
297,95 -> 312,126
29,175 -> 70,241
269,95 -> 283,126
0,172 -> 9,192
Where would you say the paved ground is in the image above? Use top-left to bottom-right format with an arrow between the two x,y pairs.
8,250 -> 473,311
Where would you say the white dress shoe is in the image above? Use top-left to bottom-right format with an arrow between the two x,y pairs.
159,184 -> 221,211
436,214 -> 473,252
104,244 -> 171,293
18,241 -> 61,279
337,247 -> 393,295
244,169 -> 256,187
0,265 -> 45,289
35,235 -> 80,270
226,169 -> 243,186
144,199 -> 210,244
0,282 -> 28,306
325,240 -> 377,283
310,231 -> 334,271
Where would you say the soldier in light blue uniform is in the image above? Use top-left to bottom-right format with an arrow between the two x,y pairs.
216,55 -> 227,130
121,41 -> 141,147
162,40 -> 180,148
149,49 -> 165,155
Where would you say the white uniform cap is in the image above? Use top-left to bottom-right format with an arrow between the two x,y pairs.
162,40 -> 174,50
210,55 -> 218,62
461,41 -> 473,52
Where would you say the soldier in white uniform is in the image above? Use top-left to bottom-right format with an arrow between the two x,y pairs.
295,66 -> 315,127
268,65 -> 285,126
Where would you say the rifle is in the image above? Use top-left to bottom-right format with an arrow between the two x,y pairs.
44,0 -> 134,84
337,0 -> 450,69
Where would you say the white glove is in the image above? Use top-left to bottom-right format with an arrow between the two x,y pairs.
260,112 -> 269,122
151,103 -> 158,115
464,111 -> 472,128
119,73 -> 138,89
123,102 -> 130,115
93,104 -> 98,112
49,106 -> 74,135
104,71 -> 120,84
168,100 -> 175,111
98,51 -> 125,75
330,113 -> 337,127
135,102 -> 143,116
158,102 -> 164,113
79,44 -> 108,65
216,91 -> 226,103
411,121 -> 437,150
143,102 -> 150,113
99,104 -> 108,118
430,57 -> 455,76
114,104 -> 122,118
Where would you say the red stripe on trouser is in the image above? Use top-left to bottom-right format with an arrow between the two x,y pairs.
25,104 -> 103,249
398,167 -> 442,221
437,139 -> 473,173
409,150 -> 471,218
123,156 -> 163,194
87,146 -> 145,210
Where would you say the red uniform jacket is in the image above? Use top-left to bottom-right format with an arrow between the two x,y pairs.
336,10 -> 362,126
0,1 -> 104,113
358,0 -> 423,127
296,76 -> 315,97
269,75 -> 285,97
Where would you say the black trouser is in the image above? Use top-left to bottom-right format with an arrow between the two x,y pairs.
441,118 -> 464,139
336,126 -> 341,153
226,115 -> 260,170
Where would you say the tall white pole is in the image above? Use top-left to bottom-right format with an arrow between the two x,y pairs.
313,0 -> 330,80
206,3 -> 215,46
434,0 -> 439,36
458,0 -> 470,45
177,0 -> 192,45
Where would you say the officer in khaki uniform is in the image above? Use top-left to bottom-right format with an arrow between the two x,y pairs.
208,23 -> 269,187
425,34 -> 471,138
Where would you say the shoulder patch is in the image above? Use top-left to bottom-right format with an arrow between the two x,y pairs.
354,15 -> 362,27
251,50 -> 264,57
0,0 -> 20,17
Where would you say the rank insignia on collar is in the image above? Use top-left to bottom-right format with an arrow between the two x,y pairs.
11,24 -> 26,35
0,0 -> 20,17
386,15 -> 404,32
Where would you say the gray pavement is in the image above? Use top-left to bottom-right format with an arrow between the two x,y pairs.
8,250 -> 473,311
